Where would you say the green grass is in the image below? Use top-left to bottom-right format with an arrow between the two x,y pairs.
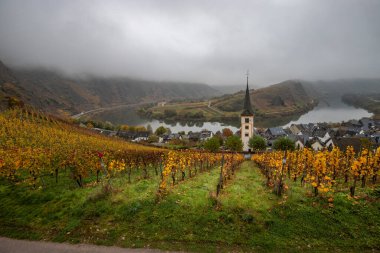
0,162 -> 379,252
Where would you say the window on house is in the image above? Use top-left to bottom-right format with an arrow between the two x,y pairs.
245,118 -> 249,123
245,126 -> 249,130
245,133 -> 249,137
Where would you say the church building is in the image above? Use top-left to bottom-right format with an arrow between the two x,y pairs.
240,77 -> 254,151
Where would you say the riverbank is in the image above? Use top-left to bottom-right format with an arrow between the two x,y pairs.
138,99 -> 317,128
342,94 -> 380,120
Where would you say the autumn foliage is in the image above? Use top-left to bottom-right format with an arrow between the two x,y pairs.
252,147 -> 380,197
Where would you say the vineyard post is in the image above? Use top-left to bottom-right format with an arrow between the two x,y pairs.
154,161 -> 158,176
55,168 -> 58,183
362,149 -> 369,188
171,166 -> 176,186
216,153 -> 224,197
350,149 -> 360,197
293,151 -> 299,182
301,151 -> 308,187
350,177 -> 357,197
41,175 -> 47,188
159,158 -> 163,180
373,150 -> 378,183
344,153 -> 349,183
276,150 -> 287,196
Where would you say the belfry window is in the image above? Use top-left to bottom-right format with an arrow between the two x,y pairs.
245,118 -> 249,123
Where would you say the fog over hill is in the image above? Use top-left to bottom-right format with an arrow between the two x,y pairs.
1,0 -> 380,85
0,60 -> 219,114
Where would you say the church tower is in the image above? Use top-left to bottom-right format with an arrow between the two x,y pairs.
241,73 -> 254,152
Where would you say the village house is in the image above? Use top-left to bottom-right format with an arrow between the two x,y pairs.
359,118 -> 375,131
313,127 -> 331,143
92,128 -> 117,137
200,130 -> 214,141
309,138 -> 324,151
117,130 -> 149,142
159,133 -> 182,143
157,101 -> 167,107
294,135 -> 310,149
289,124 -> 304,135
330,137 -> 363,153
187,130 -> 214,142
265,127 -> 287,139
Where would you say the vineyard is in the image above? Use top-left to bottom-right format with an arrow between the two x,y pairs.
252,147 -> 380,198
0,108 -> 379,252
0,108 -> 244,196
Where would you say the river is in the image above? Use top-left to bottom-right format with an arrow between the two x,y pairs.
283,99 -> 373,127
88,99 -> 372,133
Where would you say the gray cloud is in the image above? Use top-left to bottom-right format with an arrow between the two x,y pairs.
0,0 -> 379,86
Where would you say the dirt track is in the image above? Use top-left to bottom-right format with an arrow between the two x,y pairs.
0,237 -> 177,253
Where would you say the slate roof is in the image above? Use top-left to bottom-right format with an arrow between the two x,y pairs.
313,128 -> 328,138
332,137 -> 363,153
117,131 -> 149,139
360,118 -> 375,131
267,127 -> 286,136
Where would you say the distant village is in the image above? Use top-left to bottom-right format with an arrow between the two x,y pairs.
85,81 -> 380,152
87,116 -> 380,152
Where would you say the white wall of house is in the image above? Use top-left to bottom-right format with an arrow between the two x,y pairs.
311,141 -> 324,151
295,140 -> 304,149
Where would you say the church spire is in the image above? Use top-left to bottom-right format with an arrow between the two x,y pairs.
241,71 -> 253,116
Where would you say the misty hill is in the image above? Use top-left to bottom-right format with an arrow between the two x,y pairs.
0,60 -> 220,115
212,80 -> 316,116
210,85 -> 246,95
144,80 -> 318,127
303,79 -> 380,99
0,60 -> 25,110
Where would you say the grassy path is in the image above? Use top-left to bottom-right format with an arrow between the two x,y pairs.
0,161 -> 379,252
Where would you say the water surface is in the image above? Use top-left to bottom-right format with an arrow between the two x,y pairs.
90,99 -> 372,132
284,99 -> 373,127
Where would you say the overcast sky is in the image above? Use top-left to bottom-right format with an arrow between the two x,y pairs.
0,0 -> 379,86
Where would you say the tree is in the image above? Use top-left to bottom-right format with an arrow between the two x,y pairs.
204,137 -> 221,152
120,124 -> 129,131
214,134 -> 224,146
135,126 -> 147,132
273,137 -> 295,151
128,126 -> 136,132
155,126 -> 167,136
222,128 -> 233,138
193,111 -> 204,119
86,122 -> 94,129
147,134 -> 159,143
360,138 -> 372,150
249,135 -> 266,152
225,135 -> 243,152
164,109 -> 177,117
104,121 -> 114,130
146,124 -> 153,134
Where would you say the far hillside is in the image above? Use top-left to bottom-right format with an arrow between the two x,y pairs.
342,93 -> 380,120
303,79 -> 380,115
142,80 -> 317,127
0,60 -> 220,116
303,79 -> 380,102
213,80 -> 316,115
